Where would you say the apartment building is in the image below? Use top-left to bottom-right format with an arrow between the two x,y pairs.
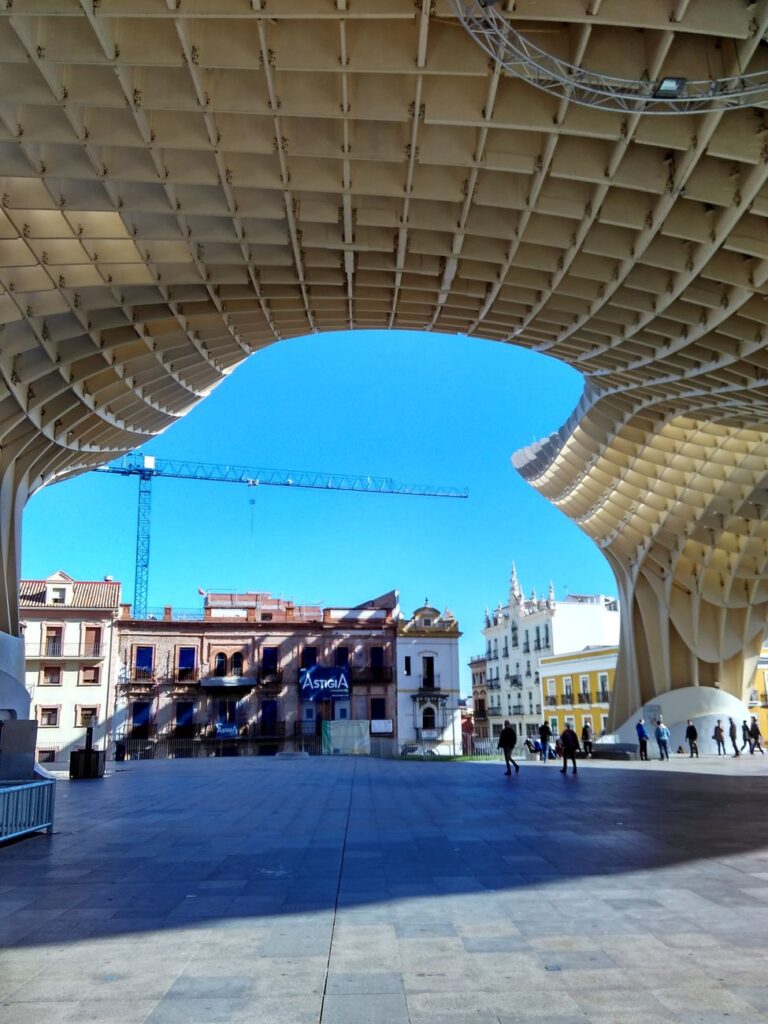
539,646 -> 617,740
114,589 -> 400,747
480,562 -> 620,742
21,571 -> 121,764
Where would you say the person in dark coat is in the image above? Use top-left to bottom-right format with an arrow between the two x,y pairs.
636,719 -> 650,761
538,721 -> 552,762
713,720 -> 726,756
728,717 -> 740,757
559,723 -> 580,775
741,719 -> 752,753
685,719 -> 698,758
581,721 -> 594,758
749,717 -> 765,755
497,720 -> 520,776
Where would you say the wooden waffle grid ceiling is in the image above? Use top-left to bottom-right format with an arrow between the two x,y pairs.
2,1 -> 768,704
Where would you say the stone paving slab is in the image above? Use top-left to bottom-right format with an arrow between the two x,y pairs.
3,756 -> 768,1023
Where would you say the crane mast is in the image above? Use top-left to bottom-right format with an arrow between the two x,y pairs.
94,454 -> 468,618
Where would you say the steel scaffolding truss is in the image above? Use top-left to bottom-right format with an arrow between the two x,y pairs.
453,0 -> 768,115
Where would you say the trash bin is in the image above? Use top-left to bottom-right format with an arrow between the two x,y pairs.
69,748 -> 106,779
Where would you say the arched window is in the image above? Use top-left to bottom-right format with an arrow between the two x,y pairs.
231,652 -> 243,677
214,652 -> 227,677
422,706 -> 436,730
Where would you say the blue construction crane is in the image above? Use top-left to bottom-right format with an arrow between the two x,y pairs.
94,453 -> 469,618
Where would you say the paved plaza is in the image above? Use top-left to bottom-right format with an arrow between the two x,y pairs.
3,755 -> 768,1024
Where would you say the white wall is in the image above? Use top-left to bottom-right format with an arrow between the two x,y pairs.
396,634 -> 461,753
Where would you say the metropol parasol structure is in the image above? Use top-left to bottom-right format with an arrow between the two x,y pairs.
1,0 -> 768,738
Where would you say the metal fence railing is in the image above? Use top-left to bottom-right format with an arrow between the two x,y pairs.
114,736 -> 324,760
0,779 -> 56,843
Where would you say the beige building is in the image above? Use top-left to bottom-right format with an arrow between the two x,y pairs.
21,571 -> 121,765
469,655 -> 489,741
114,590 -> 399,749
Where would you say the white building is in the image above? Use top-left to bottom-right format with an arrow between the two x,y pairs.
21,571 -> 121,764
396,603 -> 462,754
481,563 -> 620,742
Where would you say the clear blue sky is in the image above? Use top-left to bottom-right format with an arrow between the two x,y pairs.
21,330 -> 616,692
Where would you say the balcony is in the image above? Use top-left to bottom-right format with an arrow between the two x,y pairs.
512,704 -> 524,715
501,648 -> 509,659
488,706 -> 502,717
597,690 -> 610,703
534,641 -> 542,651
510,674 -> 522,687
487,680 -> 501,690
474,708 -> 488,721
563,693 -> 573,706
351,666 -> 394,684
130,667 -> 155,683
545,696 -> 557,707
417,674 -> 440,692
174,668 -> 200,683
522,643 -> 531,654
27,641 -> 104,659
576,692 -> 592,705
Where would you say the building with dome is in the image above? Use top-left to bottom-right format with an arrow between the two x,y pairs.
395,603 -> 462,755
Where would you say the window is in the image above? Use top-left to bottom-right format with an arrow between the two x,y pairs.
134,646 -> 154,679
601,715 -> 609,733
563,676 -> 572,697
335,646 -> 349,668
45,628 -> 63,657
421,655 -> 435,688
422,706 -> 436,730
81,666 -> 100,686
51,587 -> 66,604
83,626 -> 101,656
261,612 -> 273,622
404,656 -> 411,677
511,627 -> 518,648
214,652 -> 227,676
177,647 -> 196,680
338,707 -> 348,720
543,624 -> 550,648
549,717 -> 558,734
39,706 -> 59,727
230,652 -> 243,677
423,618 -> 433,626
78,706 -> 98,727
304,706 -> 314,721
301,646 -> 317,669
565,715 -> 575,728
580,675 -> 589,689
42,666 -> 61,686
547,679 -> 555,696
370,646 -> 384,670
262,647 -> 279,674
37,749 -> 56,764
370,697 -> 386,720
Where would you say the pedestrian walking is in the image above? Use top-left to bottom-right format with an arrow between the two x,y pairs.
749,716 -> 765,755
498,720 -> 520,776
539,721 -> 552,762
581,721 -> 594,758
728,717 -> 740,757
559,723 -> 580,775
713,719 -> 726,756
685,719 -> 699,758
655,718 -> 671,761
636,718 -> 650,761
741,719 -> 752,753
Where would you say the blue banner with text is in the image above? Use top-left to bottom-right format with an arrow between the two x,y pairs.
300,665 -> 350,701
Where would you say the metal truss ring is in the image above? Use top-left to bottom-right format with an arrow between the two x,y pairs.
453,0 -> 768,115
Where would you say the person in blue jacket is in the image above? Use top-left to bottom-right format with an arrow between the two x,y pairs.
636,719 -> 650,761
655,718 -> 671,761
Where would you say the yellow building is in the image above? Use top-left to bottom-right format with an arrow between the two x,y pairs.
539,647 -> 618,742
